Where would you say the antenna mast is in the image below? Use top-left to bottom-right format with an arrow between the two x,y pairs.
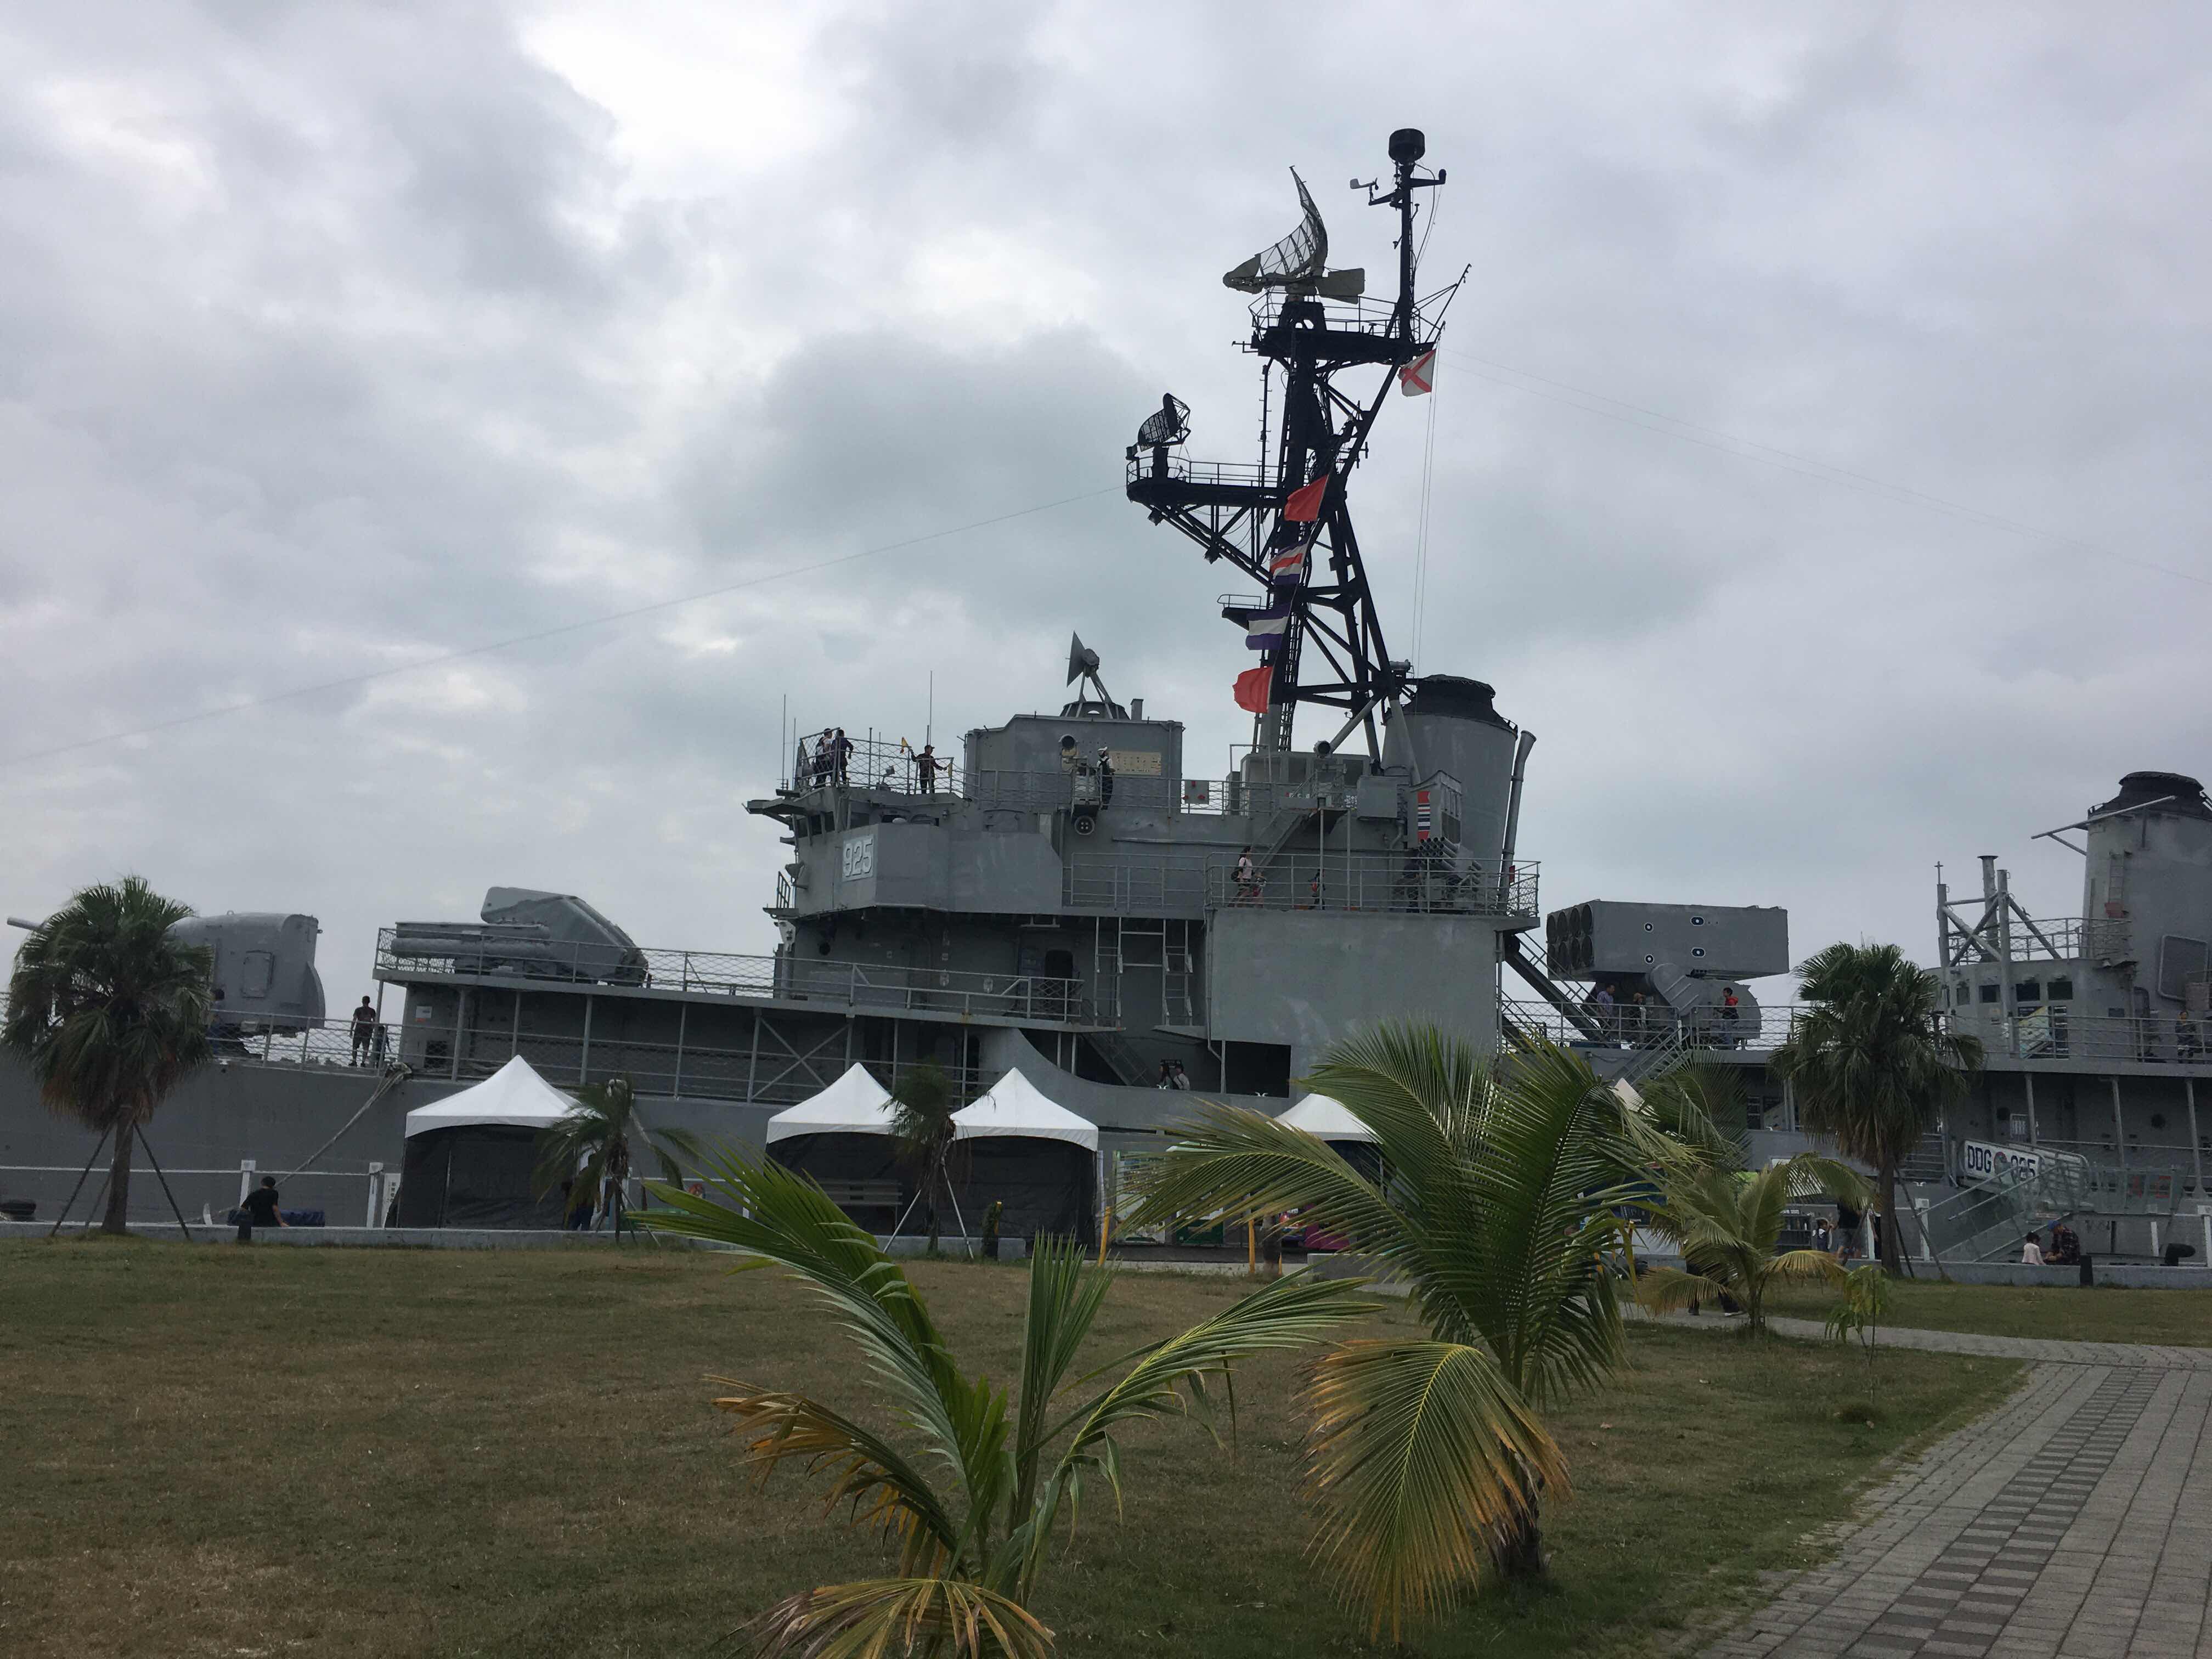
1125,128 -> 1448,759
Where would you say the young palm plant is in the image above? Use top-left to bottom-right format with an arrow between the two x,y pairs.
3,877 -> 215,1235
1771,941 -> 1983,1274
1122,1026 -> 1663,1635
642,1148 -> 1373,1658
1635,1152 -> 1871,1335
533,1075 -> 699,1236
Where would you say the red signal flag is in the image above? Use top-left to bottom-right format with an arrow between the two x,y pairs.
1283,476 -> 1328,522
1233,664 -> 1273,713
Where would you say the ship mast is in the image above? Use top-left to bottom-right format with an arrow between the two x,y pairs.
1125,128 -> 1449,760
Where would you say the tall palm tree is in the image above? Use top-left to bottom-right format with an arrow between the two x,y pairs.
642,1149 -> 1372,1658
1124,1026 -> 1661,1635
889,1059 -> 964,1251
533,1075 -> 699,1237
1771,942 -> 1983,1274
1635,1151 -> 1870,1335
3,877 -> 214,1236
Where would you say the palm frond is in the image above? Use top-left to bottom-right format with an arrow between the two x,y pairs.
750,1577 -> 1055,1659
1768,1248 -> 1848,1288
708,1383 -> 963,1572
1632,1265 -> 1731,1315
642,1148 -> 986,1515
1303,1338 -> 1568,1638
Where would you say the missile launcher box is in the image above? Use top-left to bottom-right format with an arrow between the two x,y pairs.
1544,901 -> 1788,982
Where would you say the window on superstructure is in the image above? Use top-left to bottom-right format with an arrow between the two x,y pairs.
2049,978 -> 2074,1001
1979,983 -> 2000,1004
2015,980 -> 2041,1005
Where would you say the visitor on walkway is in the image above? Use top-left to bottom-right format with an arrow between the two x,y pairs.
1234,849 -> 1259,902
349,996 -> 377,1065
238,1175 -> 286,1243
1156,1061 -> 1174,1090
1170,1062 -> 1190,1090
915,743 -> 939,793
832,729 -> 854,784
2021,1231 -> 2046,1266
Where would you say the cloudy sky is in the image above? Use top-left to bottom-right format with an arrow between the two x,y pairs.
4,2 -> 2209,1011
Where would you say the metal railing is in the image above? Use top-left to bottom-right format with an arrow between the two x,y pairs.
207,1016 -> 399,1073
1122,450 -> 1273,494
785,729 -> 961,798
1500,997 -> 1787,1053
1209,853 -> 1538,917
1954,1006 -> 2212,1064
376,930 -> 1108,1025
1953,913 -> 2130,965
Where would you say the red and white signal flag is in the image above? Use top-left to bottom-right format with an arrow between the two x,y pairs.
1399,348 -> 1437,397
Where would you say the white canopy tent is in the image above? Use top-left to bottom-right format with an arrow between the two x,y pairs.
764,1064 -> 898,1144
1274,1093 -> 1376,1143
952,1070 -> 1102,1150
403,1054 -> 577,1137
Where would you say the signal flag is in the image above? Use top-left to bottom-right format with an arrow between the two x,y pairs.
1233,665 -> 1273,713
1400,349 -> 1436,396
1283,476 -> 1328,522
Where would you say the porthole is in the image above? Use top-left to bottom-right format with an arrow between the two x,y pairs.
1691,946 -> 1706,958
1691,915 -> 1706,926
1643,952 -> 1655,964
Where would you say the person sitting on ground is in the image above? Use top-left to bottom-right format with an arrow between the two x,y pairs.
2048,1222 -> 2081,1265
2021,1230 -> 2046,1266
238,1175 -> 286,1243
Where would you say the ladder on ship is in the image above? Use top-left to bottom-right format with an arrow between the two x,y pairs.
1085,916 -> 1200,1085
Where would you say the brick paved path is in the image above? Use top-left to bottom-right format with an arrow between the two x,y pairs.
1696,1344 -> 2212,1659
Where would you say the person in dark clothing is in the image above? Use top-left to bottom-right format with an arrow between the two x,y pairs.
915,743 -> 939,793
349,996 -> 377,1065
238,1175 -> 285,1242
832,729 -> 854,783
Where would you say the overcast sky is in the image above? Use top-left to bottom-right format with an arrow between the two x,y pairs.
5,2 -> 2209,1012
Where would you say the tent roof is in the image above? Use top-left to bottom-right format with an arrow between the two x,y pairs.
765,1064 -> 898,1144
403,1055 -> 578,1138
953,1070 -> 1099,1151
1274,1093 -> 1376,1143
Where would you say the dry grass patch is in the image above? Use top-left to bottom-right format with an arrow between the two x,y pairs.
1,1239 -> 2017,1658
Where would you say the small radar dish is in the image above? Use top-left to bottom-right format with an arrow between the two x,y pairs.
1136,393 -> 1190,449
1062,633 -> 1124,719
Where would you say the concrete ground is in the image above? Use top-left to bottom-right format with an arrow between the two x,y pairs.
1688,1319 -> 2212,1659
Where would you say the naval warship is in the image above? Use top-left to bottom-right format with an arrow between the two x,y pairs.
5,131 -> 2204,1264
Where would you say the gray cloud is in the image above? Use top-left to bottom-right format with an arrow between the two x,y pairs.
3,0 -> 2209,1007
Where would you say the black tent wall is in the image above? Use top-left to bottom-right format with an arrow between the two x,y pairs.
768,1133 -> 912,1233
952,1139 -> 1093,1243
397,1126 -> 565,1228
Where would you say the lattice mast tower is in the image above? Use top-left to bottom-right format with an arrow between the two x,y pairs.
1126,128 -> 1452,759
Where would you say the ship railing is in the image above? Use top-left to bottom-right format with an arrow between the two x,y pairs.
1053,850 -> 1535,917
783,728 -> 962,798
1248,288 -> 1409,341
1500,998 -> 1796,1054
962,770 -> 1186,817
1949,913 -> 2130,964
376,929 -> 1106,1025
1122,450 -> 1272,494
1952,1005 -> 2212,1064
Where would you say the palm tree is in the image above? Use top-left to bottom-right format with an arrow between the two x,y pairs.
1771,942 -> 1984,1274
533,1075 -> 699,1237
1635,1152 -> 1870,1335
1123,1026 -> 1661,1635
3,877 -> 215,1236
889,1059 -> 964,1252
641,1148 -> 1371,1658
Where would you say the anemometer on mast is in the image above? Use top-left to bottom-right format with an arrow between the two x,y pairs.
1126,128 -> 1458,762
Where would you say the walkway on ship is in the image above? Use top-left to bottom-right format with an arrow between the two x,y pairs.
1669,1313 -> 2212,1659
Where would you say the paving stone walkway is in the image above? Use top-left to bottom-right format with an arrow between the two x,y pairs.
1636,1308 -> 2212,1372
1693,1342 -> 2212,1659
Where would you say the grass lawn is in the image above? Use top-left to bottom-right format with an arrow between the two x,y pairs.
1765,1277 -> 2212,1347
1,1240 -> 2017,1659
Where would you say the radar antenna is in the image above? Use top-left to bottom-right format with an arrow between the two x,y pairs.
1125,128 -> 1453,759
1063,631 -> 1122,718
